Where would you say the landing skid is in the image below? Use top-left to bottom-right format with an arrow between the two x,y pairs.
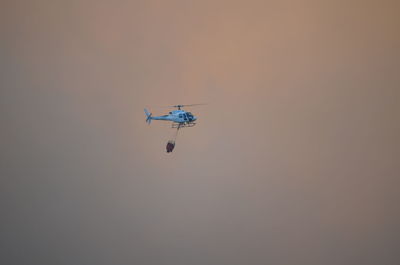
172,122 -> 196,128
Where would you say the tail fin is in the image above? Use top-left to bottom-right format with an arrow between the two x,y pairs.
144,108 -> 152,124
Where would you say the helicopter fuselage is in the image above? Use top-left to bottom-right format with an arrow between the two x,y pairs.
148,109 -> 197,124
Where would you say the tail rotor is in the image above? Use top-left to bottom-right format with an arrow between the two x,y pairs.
144,108 -> 152,124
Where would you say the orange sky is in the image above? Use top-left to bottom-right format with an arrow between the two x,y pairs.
1,1 -> 400,264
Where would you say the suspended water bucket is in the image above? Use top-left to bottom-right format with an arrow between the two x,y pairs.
166,140 -> 175,153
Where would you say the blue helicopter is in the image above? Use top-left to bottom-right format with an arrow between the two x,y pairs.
144,104 -> 204,129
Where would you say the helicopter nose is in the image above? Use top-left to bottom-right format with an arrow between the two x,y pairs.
193,116 -> 197,121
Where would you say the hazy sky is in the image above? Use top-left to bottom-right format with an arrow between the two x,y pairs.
1,1 -> 399,265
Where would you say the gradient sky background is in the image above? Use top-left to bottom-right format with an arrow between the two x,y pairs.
1,1 -> 399,264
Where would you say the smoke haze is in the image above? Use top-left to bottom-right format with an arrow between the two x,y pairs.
1,1 -> 399,264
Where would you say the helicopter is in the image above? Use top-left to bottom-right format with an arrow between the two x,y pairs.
144,104 -> 204,129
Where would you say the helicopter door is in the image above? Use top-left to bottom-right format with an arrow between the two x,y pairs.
183,114 -> 188,121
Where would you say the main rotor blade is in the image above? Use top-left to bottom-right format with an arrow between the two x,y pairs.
171,103 -> 208,108
181,103 -> 207,107
154,103 -> 208,109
